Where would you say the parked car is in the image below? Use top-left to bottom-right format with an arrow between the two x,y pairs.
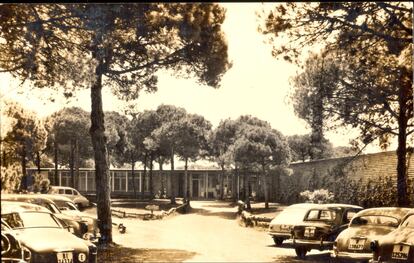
2,218 -> 31,263
43,194 -> 99,241
292,203 -> 363,259
1,194 -> 89,239
370,209 -> 414,263
332,207 -> 412,262
1,202 -> 97,263
48,186 -> 90,209
268,203 -> 321,246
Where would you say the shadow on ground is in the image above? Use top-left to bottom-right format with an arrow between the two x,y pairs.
98,246 -> 197,262
187,207 -> 238,220
273,252 -> 332,263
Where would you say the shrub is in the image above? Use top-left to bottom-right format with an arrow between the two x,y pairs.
300,188 -> 335,204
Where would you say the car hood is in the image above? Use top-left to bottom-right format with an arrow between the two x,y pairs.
14,228 -> 89,253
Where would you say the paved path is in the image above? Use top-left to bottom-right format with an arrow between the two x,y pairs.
106,201 -> 331,262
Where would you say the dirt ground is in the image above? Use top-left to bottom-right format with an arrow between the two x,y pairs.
87,200 -> 331,262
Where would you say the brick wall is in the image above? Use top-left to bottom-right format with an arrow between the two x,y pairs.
277,151 -> 414,206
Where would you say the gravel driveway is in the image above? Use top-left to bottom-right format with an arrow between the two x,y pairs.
90,200 -> 332,262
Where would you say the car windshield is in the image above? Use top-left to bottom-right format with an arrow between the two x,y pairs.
351,215 -> 399,227
400,215 -> 414,228
305,209 -> 337,222
1,212 -> 61,229
273,207 -> 310,224
45,203 -> 61,214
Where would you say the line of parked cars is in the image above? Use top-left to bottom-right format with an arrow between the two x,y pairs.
1,187 -> 98,263
268,203 -> 414,262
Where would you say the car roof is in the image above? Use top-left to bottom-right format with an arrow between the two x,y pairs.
51,186 -> 75,190
321,203 -> 363,210
1,193 -> 55,204
1,201 -> 50,214
355,207 -> 413,219
286,203 -> 325,209
40,194 -> 73,202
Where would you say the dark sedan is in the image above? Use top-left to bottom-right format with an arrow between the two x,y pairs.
291,203 -> 363,259
1,203 -> 97,263
370,209 -> 414,263
332,207 -> 412,262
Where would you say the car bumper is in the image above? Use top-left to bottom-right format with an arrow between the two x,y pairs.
268,231 -> 291,239
331,251 -> 373,261
292,238 -> 334,250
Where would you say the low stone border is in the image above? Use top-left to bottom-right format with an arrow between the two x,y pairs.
111,202 -> 190,221
237,201 -> 272,228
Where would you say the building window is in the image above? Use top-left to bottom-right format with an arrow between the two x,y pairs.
114,171 -> 126,192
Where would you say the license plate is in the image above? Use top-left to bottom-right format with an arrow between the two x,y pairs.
348,238 -> 366,250
304,227 -> 315,237
392,244 -> 409,260
57,252 -> 73,263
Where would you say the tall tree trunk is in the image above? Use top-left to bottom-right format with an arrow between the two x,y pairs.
75,139 -> 79,189
184,157 -> 189,200
220,164 -> 225,200
149,154 -> 154,198
159,160 -> 164,197
244,167 -> 251,210
36,151 -> 41,173
90,68 -> 112,244
142,153 -> 147,195
396,84 -> 409,206
131,160 -> 137,199
54,140 -> 58,186
20,146 -> 27,191
233,165 -> 238,202
70,139 -> 75,188
170,147 -> 176,204
262,163 -> 269,209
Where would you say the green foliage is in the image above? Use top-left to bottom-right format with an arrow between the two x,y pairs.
1,164 -> 22,192
300,189 -> 335,204
45,107 -> 92,167
1,100 -> 47,167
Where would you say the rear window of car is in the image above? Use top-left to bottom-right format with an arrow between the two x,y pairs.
305,209 -> 337,221
401,215 -> 414,228
58,189 -> 65,194
351,215 -> 399,227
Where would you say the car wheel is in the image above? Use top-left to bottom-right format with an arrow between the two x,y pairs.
273,237 -> 284,246
77,203 -> 84,211
295,247 -> 307,259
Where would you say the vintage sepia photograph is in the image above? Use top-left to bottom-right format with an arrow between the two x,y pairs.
1,2 -> 413,262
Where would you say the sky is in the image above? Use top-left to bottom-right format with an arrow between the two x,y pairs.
0,3 -> 388,153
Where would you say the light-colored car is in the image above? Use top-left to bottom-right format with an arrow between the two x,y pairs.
268,203 -> 321,246
370,210 -> 414,263
1,202 -> 97,263
48,186 -> 90,209
332,207 -> 412,262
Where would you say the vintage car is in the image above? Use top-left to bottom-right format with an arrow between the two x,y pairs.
1,202 -> 97,263
291,203 -> 363,259
2,218 -> 32,263
370,209 -> 414,263
332,207 -> 412,262
48,186 -> 90,209
268,203 -> 321,246
1,194 -> 89,240
43,194 -> 99,241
